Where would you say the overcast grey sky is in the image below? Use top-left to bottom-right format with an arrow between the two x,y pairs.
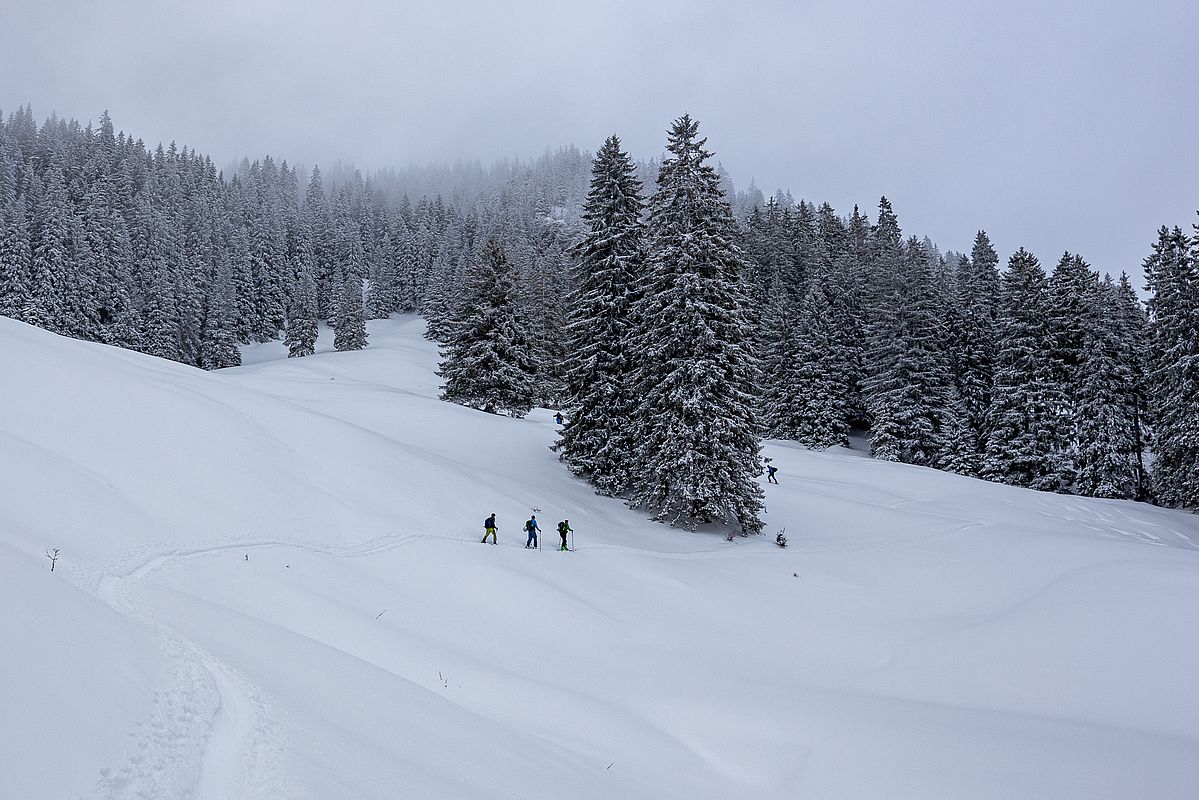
2,0 -> 1195,283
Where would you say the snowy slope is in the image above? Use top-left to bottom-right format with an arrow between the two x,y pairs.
2,315 -> 1198,800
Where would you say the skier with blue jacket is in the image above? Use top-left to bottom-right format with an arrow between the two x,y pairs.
524,515 -> 540,549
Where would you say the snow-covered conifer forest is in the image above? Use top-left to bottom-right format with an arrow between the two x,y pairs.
3,98 -> 1199,800
2,105 -> 1196,509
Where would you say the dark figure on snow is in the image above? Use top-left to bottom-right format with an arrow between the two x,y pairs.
554,411 -> 564,425
482,513 -> 498,544
558,519 -> 572,551
767,464 -> 779,484
524,515 -> 540,548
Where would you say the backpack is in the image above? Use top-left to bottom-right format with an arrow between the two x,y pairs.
558,521 -> 568,534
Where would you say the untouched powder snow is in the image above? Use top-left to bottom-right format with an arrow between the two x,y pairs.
2,314 -> 1198,799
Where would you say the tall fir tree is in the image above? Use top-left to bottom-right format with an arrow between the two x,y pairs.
333,272 -> 368,351
791,265 -> 854,449
1073,275 -> 1142,498
1047,250 -> 1098,486
438,239 -> 537,417
1143,224 -> 1199,507
839,207 -> 872,428
285,264 -> 318,357
983,248 -> 1070,491
304,165 -> 334,318
227,220 -> 257,341
365,220 -> 400,319
861,235 -> 961,467
558,134 -> 645,495
200,252 -> 241,369
1112,273 -> 1152,499
758,271 -> 803,438
420,244 -> 460,342
525,243 -> 570,407
134,191 -> 185,362
26,164 -> 70,332
0,197 -> 33,320
954,231 -> 1000,464
625,115 -> 763,533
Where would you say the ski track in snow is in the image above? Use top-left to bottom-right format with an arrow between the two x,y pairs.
93,573 -> 219,800
192,656 -> 249,800
88,528 -> 428,798
104,529 -> 424,582
90,540 -> 334,798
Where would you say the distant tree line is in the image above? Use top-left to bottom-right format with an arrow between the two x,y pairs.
0,105 -> 580,379
1,105 -> 1197,523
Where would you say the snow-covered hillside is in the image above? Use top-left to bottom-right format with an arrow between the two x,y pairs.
2,315 -> 1198,800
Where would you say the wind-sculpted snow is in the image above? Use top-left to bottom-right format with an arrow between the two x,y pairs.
1,314 -> 1197,799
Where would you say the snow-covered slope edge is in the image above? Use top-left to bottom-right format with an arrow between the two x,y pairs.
2,315 -> 1198,800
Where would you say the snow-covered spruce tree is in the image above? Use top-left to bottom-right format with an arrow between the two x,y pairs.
68,180 -> 113,342
390,216 -> 419,313
525,242 -> 571,408
365,219 -> 400,320
0,155 -> 14,210
330,192 -> 369,353
1143,224 -> 1199,507
1072,275 -> 1142,499
246,157 -> 288,342
863,196 -> 903,317
0,197 -> 33,320
1047,250 -> 1098,485
758,271 -> 802,437
791,265 -> 853,449
134,191 -> 186,363
200,252 -> 241,369
1048,252 -> 1095,391
421,244 -> 460,342
741,199 -> 799,305
303,165 -> 334,319
227,224 -> 258,342
954,231 -> 1000,461
140,262 -> 183,362
835,207 -> 873,429
558,134 -> 645,495
175,247 -> 207,368
758,264 -> 852,450
285,264 -> 318,357
25,164 -> 70,332
861,234 -> 960,467
81,163 -> 136,348
438,238 -> 537,417
333,272 -> 368,351
625,115 -> 763,534
982,248 -> 1070,491
1112,273 -> 1152,499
